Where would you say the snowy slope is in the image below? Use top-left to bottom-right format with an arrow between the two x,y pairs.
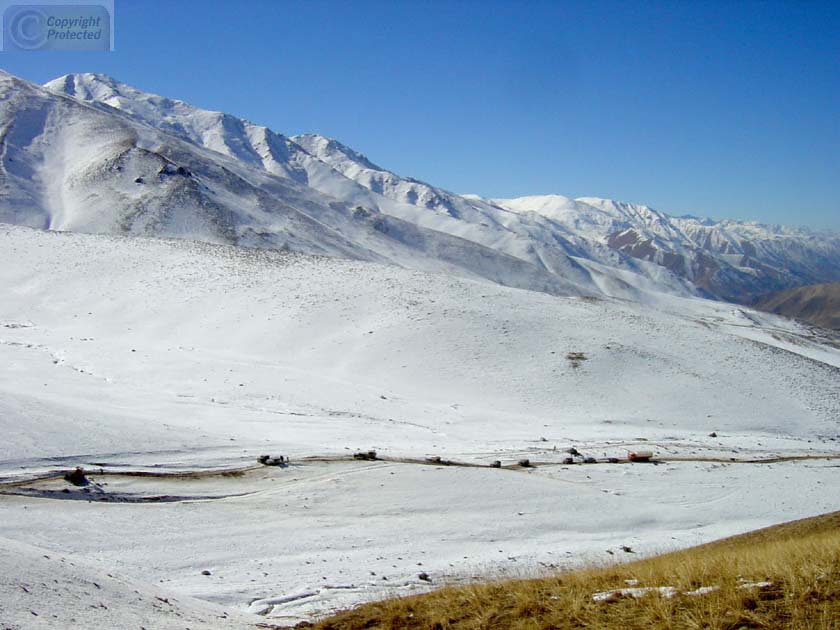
0,536 -> 247,629
1,225 -> 839,623
3,224 -> 838,469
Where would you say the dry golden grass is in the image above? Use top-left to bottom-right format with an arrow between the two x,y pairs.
310,511 -> 840,630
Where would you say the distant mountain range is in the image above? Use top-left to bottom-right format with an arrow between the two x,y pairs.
1,69 -> 837,304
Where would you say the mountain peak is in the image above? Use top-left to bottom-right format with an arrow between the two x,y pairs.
46,72 -> 129,99
48,72 -> 119,91
45,72 -> 194,117
293,133 -> 386,172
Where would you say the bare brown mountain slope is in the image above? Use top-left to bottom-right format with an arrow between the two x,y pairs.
752,282 -> 840,330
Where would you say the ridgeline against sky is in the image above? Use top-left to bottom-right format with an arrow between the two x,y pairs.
3,0 -> 838,229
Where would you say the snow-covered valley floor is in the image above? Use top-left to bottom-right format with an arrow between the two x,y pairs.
1,225 -> 838,627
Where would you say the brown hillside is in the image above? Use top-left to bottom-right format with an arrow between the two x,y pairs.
310,511 -> 840,630
752,282 -> 840,330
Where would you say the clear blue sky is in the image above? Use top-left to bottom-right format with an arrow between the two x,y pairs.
3,0 -> 839,228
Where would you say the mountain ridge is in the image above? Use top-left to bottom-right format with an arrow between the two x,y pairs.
0,69 -> 834,304
1,69 -> 602,299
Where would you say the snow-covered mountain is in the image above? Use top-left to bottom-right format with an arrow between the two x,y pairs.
35,73 -> 703,300
0,68 -> 836,304
1,70 -> 598,298
36,74 -> 708,298
496,195 -> 840,302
